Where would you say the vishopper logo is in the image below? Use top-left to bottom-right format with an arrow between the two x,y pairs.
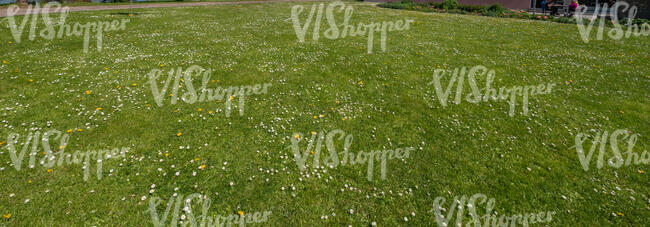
147,65 -> 272,117
3,129 -> 128,181
3,2 -> 130,53
290,1 -> 413,53
576,1 -> 649,43
290,129 -> 413,181
428,65 -> 556,116
431,193 -> 556,227
574,129 -> 648,171
148,192 -> 271,227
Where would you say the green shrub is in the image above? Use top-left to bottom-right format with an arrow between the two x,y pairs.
620,18 -> 650,26
400,0 -> 413,4
458,4 -> 484,13
377,2 -> 410,10
486,3 -> 505,13
441,0 -> 459,10
480,3 -> 505,16
429,2 -> 442,7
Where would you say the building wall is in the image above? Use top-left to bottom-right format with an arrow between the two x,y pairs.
628,0 -> 649,19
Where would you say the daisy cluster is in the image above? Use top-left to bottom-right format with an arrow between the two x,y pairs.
5,2 -> 130,53
432,193 -> 556,227
149,192 -> 271,227
575,129 -> 649,171
3,129 -> 128,181
428,65 -> 556,116
291,2 -> 413,54
147,64 -> 271,116
290,129 -> 413,181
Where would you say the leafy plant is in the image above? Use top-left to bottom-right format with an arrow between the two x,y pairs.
458,4 -> 484,13
441,0 -> 459,10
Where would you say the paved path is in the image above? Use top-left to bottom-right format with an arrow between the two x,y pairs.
0,0 -> 318,17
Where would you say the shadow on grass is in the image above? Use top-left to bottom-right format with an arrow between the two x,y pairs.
109,12 -> 148,16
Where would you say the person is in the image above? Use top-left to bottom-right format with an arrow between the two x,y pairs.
541,0 -> 547,14
569,1 -> 579,16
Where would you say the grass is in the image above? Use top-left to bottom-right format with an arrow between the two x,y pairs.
0,0 -> 273,8
0,1 -> 649,226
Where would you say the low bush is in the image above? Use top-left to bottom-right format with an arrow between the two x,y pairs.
620,18 -> 650,26
458,4 -> 484,13
377,2 -> 410,10
377,0 -> 622,27
441,0 -> 459,10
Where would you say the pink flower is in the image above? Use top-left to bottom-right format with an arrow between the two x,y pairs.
544,16 -> 548,19
537,16 -> 542,19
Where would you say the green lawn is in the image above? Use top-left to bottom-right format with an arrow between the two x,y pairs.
0,1 -> 648,226
0,0 -> 273,8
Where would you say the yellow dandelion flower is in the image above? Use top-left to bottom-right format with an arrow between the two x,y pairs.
1,60 -> 6,64
313,116 -> 318,119
199,165 -> 206,170
197,108 -> 203,112
28,180 -> 32,183
47,169 -> 52,173
160,64 -> 165,67
208,110 -> 214,114
319,114 -> 324,118
237,211 -> 244,216
3,214 -> 10,219
96,107 -> 102,111
76,129 -> 83,132
311,131 -> 316,135
164,153 -> 169,157
342,118 -> 346,121
131,83 -> 137,87
66,129 -> 72,133
294,134 -> 300,139
169,93 -> 173,97
229,96 -> 234,100
28,79 -> 33,82
0,141 -> 5,146
176,132 -> 182,137
85,90 -> 91,95
639,170 -> 645,173
194,158 -> 200,161
617,212 -> 624,216
58,145 -> 66,149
